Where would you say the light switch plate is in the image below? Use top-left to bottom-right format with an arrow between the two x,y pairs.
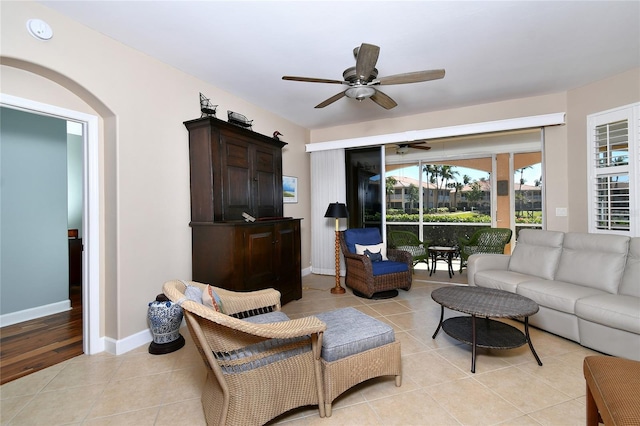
556,207 -> 568,217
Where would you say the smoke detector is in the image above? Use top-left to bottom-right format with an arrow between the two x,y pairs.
27,19 -> 53,40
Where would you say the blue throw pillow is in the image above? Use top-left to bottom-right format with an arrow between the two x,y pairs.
364,248 -> 383,262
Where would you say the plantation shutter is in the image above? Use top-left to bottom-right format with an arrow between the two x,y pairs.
587,103 -> 639,236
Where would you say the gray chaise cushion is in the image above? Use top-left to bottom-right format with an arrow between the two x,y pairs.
215,311 -> 310,374
315,307 -> 395,362
555,233 -> 630,294
508,229 -> 564,280
243,311 -> 291,324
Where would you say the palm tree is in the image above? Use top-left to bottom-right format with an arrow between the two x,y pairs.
422,164 -> 438,210
407,183 -> 419,211
385,176 -> 397,207
439,166 -> 458,208
449,181 -> 464,209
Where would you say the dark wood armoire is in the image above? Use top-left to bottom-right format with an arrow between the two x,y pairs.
184,117 -> 302,304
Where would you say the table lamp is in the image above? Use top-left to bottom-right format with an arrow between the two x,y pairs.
325,202 -> 349,294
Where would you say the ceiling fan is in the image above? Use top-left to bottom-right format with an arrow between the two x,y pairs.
394,140 -> 432,154
282,43 -> 445,110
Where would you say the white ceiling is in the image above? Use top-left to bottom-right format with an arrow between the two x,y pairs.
39,1 -> 640,130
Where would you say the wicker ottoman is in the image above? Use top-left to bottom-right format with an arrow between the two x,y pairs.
583,355 -> 640,425
315,307 -> 402,417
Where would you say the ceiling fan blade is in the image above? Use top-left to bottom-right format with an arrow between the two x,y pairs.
409,144 -> 432,151
355,43 -> 380,82
370,89 -> 397,110
282,76 -> 345,84
377,69 -> 445,85
315,91 -> 346,108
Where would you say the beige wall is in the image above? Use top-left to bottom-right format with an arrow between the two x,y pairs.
1,1 -> 311,342
2,1 -> 638,348
565,68 -> 640,232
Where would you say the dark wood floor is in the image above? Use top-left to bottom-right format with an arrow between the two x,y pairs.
0,286 -> 83,385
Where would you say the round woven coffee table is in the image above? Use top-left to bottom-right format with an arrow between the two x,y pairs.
431,285 -> 543,373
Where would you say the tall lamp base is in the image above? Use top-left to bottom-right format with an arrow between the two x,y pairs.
331,230 -> 346,295
331,284 -> 346,294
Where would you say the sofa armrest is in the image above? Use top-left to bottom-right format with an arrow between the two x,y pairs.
467,254 -> 510,286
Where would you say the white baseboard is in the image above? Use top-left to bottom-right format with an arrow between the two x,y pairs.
104,328 -> 153,355
103,319 -> 188,355
0,300 -> 71,327
301,266 -> 312,276
309,267 -> 345,276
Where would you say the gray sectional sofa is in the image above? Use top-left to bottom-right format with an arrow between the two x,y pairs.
467,229 -> 640,361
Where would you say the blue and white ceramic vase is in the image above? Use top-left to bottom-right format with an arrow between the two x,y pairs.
147,294 -> 185,354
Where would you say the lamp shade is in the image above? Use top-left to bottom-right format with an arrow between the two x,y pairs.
324,202 -> 348,219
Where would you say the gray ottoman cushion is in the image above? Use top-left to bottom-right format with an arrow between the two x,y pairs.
315,307 -> 395,362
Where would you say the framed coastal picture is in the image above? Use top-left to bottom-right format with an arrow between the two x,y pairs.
283,175 -> 298,203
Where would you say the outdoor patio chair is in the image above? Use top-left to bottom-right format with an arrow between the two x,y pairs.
458,227 -> 513,272
387,230 -> 430,271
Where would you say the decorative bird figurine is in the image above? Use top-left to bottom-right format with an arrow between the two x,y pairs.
273,131 -> 283,141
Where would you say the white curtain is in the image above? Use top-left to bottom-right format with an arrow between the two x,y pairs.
310,149 -> 346,275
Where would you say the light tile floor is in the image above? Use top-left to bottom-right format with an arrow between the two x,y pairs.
0,269 -> 600,425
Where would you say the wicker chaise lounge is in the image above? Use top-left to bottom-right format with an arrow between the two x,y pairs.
163,279 -> 402,423
162,280 -> 326,425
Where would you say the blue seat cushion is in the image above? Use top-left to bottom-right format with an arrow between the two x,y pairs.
315,307 -> 395,362
344,228 -> 383,253
371,260 -> 409,276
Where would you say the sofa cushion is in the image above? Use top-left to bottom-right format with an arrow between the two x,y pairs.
474,270 -> 537,293
508,229 -> 564,280
576,294 -> 640,334
555,233 -> 630,294
516,279 -> 606,314
344,228 -> 382,254
619,238 -> 640,298
315,307 -> 395,362
371,260 -> 409,276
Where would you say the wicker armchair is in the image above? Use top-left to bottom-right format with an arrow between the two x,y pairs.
458,228 -> 513,272
339,228 -> 412,298
387,230 -> 430,271
162,280 -> 327,425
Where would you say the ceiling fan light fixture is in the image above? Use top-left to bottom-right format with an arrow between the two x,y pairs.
396,146 -> 410,154
345,86 -> 376,101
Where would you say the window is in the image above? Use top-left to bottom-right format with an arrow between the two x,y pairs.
587,103 -> 639,236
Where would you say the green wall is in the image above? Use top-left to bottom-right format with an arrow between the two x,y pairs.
1,107 -> 69,316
